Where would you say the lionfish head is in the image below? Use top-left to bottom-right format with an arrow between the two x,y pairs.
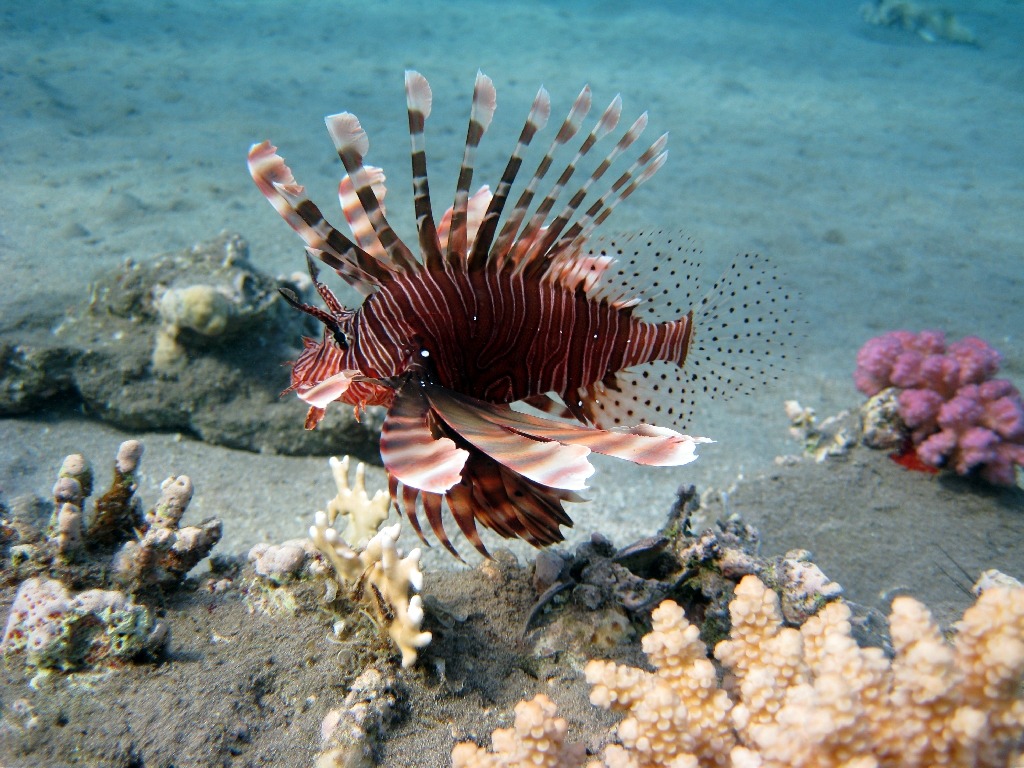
277,255 -> 385,426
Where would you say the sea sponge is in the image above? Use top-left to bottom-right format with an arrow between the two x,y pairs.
0,577 -> 168,671
152,284 -> 236,370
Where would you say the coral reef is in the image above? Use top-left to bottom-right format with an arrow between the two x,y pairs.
855,330 -> 1024,485
0,232 -> 379,457
451,694 -> 588,768
457,573 -> 1024,767
249,456 -> 431,668
0,440 -> 219,671
525,488 -> 860,658
664,488 -> 853,638
860,0 -> 977,46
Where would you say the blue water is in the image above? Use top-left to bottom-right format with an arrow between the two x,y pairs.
1,0 -> 1022,543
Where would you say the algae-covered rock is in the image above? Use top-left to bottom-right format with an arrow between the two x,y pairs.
0,341 -> 77,414
0,232 -> 379,458
0,577 -> 168,671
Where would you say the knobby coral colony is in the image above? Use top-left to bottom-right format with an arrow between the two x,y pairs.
855,330 -> 1024,485
249,71 -> 793,558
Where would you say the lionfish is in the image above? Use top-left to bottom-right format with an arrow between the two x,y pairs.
249,71 -> 791,558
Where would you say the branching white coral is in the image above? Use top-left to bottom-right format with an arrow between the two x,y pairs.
308,457 -> 431,668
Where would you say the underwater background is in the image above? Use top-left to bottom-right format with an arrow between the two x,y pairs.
1,0 -> 1022,567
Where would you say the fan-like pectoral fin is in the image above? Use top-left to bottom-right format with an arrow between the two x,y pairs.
296,369 -> 361,410
380,381 -> 470,494
423,385 -> 594,491
427,384 -> 712,468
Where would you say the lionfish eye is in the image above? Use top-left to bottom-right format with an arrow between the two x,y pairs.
331,329 -> 349,349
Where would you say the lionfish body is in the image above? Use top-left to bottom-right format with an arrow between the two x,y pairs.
249,72 -> 791,558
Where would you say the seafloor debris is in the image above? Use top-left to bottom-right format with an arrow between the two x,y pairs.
315,667 -> 403,768
854,330 -> 1024,485
456,572 -> 1024,767
783,400 -> 858,463
860,0 -> 978,46
526,487 -> 862,658
0,232 -> 379,457
248,456 -> 431,669
0,440 -> 219,671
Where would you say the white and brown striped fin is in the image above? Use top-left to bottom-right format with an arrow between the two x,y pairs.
424,385 -> 595,491
338,165 -> 387,259
389,478 -> 467,561
324,113 -> 420,274
380,381 -> 469,494
404,70 -> 444,270
437,186 -> 492,251
490,86 -> 592,267
557,133 -> 669,256
467,86 -> 551,271
247,141 -> 391,294
535,111 -> 650,282
521,393 -> 573,420
392,447 -> 579,560
510,94 -> 622,271
445,71 -> 497,266
426,384 -> 709,468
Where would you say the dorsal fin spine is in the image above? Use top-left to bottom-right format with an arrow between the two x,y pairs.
490,85 -> 592,268
511,95 -> 624,272
325,113 -> 421,273
467,86 -> 551,272
405,70 -> 444,270
558,132 -> 669,255
446,71 -> 497,267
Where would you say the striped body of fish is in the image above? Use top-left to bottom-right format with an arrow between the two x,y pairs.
249,71 -> 792,558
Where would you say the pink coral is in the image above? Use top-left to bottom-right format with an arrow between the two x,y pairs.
855,330 -> 1023,486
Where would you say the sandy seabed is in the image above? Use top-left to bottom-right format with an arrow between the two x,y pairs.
1,0 -> 1023,765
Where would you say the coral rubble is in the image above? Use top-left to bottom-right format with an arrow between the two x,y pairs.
0,440 -> 219,671
316,667 -> 402,768
855,330 -> 1024,485
860,0 -> 977,46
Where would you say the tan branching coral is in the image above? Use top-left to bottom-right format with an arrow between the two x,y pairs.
586,599 -> 736,768
579,574 -> 1024,767
307,457 -> 431,668
325,455 -> 390,549
451,694 -> 588,768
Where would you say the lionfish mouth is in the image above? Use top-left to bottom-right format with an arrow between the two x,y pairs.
248,71 -> 794,559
